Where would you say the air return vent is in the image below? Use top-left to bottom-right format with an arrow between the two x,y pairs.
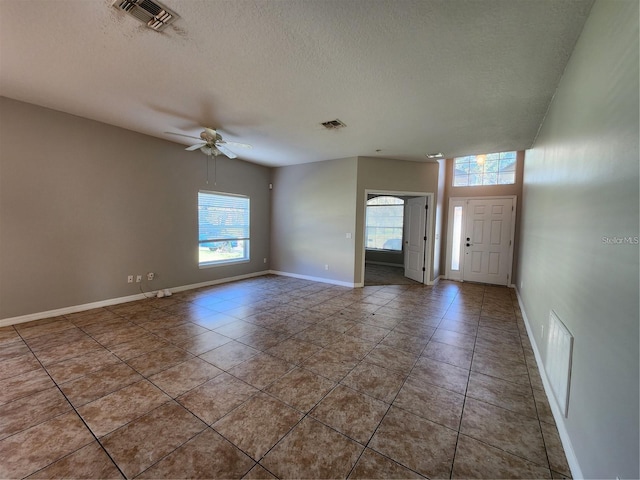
321,119 -> 347,130
112,0 -> 179,31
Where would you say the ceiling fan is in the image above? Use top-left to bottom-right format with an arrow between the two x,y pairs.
165,128 -> 251,159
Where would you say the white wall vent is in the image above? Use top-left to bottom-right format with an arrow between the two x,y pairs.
112,0 -> 179,32
544,310 -> 574,417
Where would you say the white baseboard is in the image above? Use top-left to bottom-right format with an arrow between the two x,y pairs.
269,270 -> 356,288
0,270 -> 271,328
515,288 -> 583,480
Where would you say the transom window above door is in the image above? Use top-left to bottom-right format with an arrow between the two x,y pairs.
453,151 -> 517,186
365,196 -> 404,251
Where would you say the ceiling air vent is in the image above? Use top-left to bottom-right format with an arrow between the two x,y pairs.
112,0 -> 179,32
321,119 -> 347,130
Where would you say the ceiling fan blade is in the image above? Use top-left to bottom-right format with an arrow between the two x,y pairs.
222,141 -> 252,149
165,131 -> 202,141
216,144 -> 238,159
186,143 -> 207,151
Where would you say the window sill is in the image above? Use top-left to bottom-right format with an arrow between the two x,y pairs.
199,259 -> 250,269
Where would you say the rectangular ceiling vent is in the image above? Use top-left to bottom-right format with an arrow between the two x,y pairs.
112,0 -> 179,31
321,119 -> 347,130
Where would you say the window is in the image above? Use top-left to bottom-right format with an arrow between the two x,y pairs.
198,191 -> 249,266
365,196 -> 404,251
453,151 -> 517,187
450,205 -> 463,271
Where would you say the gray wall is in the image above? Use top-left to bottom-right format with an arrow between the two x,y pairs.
517,1 -> 639,478
0,97 -> 271,320
356,156 -> 440,285
270,158 -> 358,285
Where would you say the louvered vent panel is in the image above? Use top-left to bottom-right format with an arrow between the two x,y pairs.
112,0 -> 178,31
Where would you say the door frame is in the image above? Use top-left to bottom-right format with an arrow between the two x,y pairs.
445,195 -> 517,286
361,189 -> 435,286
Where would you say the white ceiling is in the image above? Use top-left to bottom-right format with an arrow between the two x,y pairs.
0,0 -> 593,167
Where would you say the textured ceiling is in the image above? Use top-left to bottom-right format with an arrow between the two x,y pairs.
0,0 -> 593,167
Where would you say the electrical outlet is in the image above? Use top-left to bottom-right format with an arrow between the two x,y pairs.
147,272 -> 155,281
127,275 -> 134,283
136,275 -> 142,283
324,264 -> 329,270
263,258 -> 267,263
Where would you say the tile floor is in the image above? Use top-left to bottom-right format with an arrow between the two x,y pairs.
0,275 -> 571,479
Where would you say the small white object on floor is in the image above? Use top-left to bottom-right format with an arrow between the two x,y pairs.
163,289 -> 172,297
156,290 -> 164,298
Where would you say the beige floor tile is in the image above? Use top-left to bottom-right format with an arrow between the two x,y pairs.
154,322 -> 210,343
379,330 -> 428,355
265,367 -> 335,412
471,351 -> 530,385
533,387 -> 556,425
541,422 -> 572,477
212,392 -> 303,460
348,448 -> 426,479
243,463 -> 278,479
431,328 -> 477,350
45,348 -> 121,384
369,406 -> 458,479
137,428 -> 254,479
0,367 -> 54,405
412,356 -> 470,394
60,362 -> 143,407
33,336 -> 103,366
363,345 -> 418,375
199,340 -> 261,370
260,417 -> 363,479
0,326 -> 21,346
78,379 -> 171,437
466,371 -> 537,418
227,353 -> 294,389
17,319 -> 76,341
422,340 -> 473,369
341,361 -> 405,404
177,372 -> 258,425
0,277 -> 574,480
101,402 -> 206,478
126,345 -> 194,376
0,341 -> 31,361
460,397 -> 548,466
0,387 -> 71,440
452,434 -> 551,479
0,412 -> 94,479
108,333 -> 169,361
311,385 -> 388,444
149,357 -> 223,398
92,324 -> 148,348
26,441 -> 123,479
0,352 -> 41,381
394,374 -> 465,430
302,348 -> 360,382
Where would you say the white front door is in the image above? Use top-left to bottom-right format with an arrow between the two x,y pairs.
462,198 -> 515,285
404,197 -> 427,283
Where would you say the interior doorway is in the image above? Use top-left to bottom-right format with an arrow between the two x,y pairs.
362,190 -> 433,286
